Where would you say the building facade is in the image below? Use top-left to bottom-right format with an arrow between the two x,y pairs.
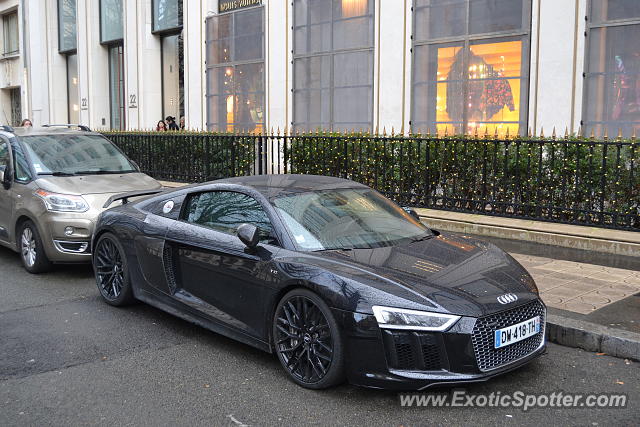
2,0 -> 639,137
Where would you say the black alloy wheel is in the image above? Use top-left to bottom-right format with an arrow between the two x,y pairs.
94,233 -> 135,306
273,289 -> 344,389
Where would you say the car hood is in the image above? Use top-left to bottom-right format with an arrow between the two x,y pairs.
35,173 -> 162,196
296,232 -> 539,317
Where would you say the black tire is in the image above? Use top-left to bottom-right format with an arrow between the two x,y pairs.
273,289 -> 345,389
93,233 -> 135,306
18,220 -> 52,274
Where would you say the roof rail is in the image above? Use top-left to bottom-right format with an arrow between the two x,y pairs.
0,125 -> 15,133
42,124 -> 92,132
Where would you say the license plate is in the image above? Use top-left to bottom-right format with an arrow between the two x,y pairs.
494,316 -> 541,349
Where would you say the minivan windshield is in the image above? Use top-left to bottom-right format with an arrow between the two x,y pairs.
272,188 -> 432,251
19,134 -> 137,176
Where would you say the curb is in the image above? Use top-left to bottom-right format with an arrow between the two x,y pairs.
546,314 -> 640,361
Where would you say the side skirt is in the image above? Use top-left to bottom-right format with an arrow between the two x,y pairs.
135,287 -> 273,354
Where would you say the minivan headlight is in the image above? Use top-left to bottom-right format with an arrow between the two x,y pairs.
372,306 -> 460,331
35,189 -> 90,212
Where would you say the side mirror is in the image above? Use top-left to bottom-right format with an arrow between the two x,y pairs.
0,166 -> 10,190
237,223 -> 260,249
402,207 -> 420,221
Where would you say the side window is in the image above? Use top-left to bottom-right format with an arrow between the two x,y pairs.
184,191 -> 276,244
12,143 -> 32,182
0,141 -> 7,172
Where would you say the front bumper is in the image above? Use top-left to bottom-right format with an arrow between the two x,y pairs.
333,299 -> 547,390
38,213 -> 94,262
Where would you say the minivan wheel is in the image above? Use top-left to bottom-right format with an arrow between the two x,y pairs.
18,220 -> 52,274
93,233 -> 135,306
273,289 -> 345,389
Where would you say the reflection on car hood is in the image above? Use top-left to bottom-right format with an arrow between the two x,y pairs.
35,173 -> 161,196
307,233 -> 538,317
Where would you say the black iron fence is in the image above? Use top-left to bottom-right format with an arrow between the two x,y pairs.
103,131 -> 639,231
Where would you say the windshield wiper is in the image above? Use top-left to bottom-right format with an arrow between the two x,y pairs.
37,171 -> 76,177
411,231 -> 435,242
73,170 -> 137,175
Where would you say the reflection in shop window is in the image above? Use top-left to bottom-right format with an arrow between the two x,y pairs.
411,0 -> 530,137
584,0 -> 640,138
206,7 -> 264,133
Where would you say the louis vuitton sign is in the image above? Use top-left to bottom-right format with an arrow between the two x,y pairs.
219,0 -> 263,13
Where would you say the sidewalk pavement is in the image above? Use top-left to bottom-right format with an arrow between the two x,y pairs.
159,180 -> 639,361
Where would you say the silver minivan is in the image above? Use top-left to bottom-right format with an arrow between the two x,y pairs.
0,125 -> 161,273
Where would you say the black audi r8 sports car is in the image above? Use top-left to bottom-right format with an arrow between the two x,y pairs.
92,174 -> 546,390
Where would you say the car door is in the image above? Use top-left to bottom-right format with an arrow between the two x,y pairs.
0,138 -> 13,242
164,190 -> 281,342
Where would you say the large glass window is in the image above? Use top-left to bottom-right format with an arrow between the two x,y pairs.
108,45 -> 125,129
58,0 -> 77,53
67,54 -> 79,123
412,0 -> 531,136
153,0 -> 182,33
583,0 -> 640,138
184,191 -> 274,242
162,34 -> 185,121
206,7 -> 265,132
293,0 -> 374,132
2,11 -> 18,56
100,0 -> 123,44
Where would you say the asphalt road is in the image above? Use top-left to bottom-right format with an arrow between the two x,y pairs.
0,245 -> 638,426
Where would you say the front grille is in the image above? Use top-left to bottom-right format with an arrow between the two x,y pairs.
471,300 -> 546,372
381,330 -> 443,371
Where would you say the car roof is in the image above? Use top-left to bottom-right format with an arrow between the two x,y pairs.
210,174 -> 369,198
7,126 -> 98,137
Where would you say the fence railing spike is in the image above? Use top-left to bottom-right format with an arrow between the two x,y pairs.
540,127 -> 544,138
375,125 -> 379,135
617,127 -> 623,140
493,127 -> 498,139
444,126 -> 449,137
603,127 -> 608,140
528,126 -> 532,138
564,127 -> 569,138
400,124 -> 405,135
552,126 -> 556,139
590,128 -> 595,139
632,128 -> 637,140
577,125 -> 583,137
391,126 -> 395,136
426,127 -> 431,136
383,126 -> 387,136
474,126 -> 479,139
505,126 -> 510,139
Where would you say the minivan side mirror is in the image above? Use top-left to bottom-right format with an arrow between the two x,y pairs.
0,165 -> 10,190
237,223 -> 260,249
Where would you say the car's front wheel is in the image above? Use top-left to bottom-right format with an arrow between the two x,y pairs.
18,220 -> 52,274
273,289 -> 345,389
93,233 -> 135,306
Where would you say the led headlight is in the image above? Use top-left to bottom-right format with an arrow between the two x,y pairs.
372,306 -> 460,331
35,189 -> 90,213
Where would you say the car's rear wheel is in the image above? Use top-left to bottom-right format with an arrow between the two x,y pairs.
94,233 -> 135,306
18,220 -> 52,274
273,289 -> 345,389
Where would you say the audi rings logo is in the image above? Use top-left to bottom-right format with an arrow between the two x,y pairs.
497,293 -> 518,304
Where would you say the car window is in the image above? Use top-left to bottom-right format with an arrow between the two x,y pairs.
184,191 -> 276,244
12,143 -> 32,182
0,140 -> 7,172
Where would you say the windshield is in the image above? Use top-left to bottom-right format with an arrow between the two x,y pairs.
19,134 -> 137,175
272,188 -> 432,251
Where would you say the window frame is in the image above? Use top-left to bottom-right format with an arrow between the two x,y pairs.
581,0 -> 640,137
108,44 -> 126,130
410,0 -> 532,135
2,10 -> 19,57
292,0 -> 375,132
205,5 -> 266,132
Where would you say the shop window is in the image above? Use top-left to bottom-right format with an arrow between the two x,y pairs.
293,0 -> 374,132
583,0 -> 640,138
412,0 -> 531,136
3,11 -> 18,56
108,45 -> 125,129
58,0 -> 77,53
161,33 -> 184,120
206,7 -> 264,133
